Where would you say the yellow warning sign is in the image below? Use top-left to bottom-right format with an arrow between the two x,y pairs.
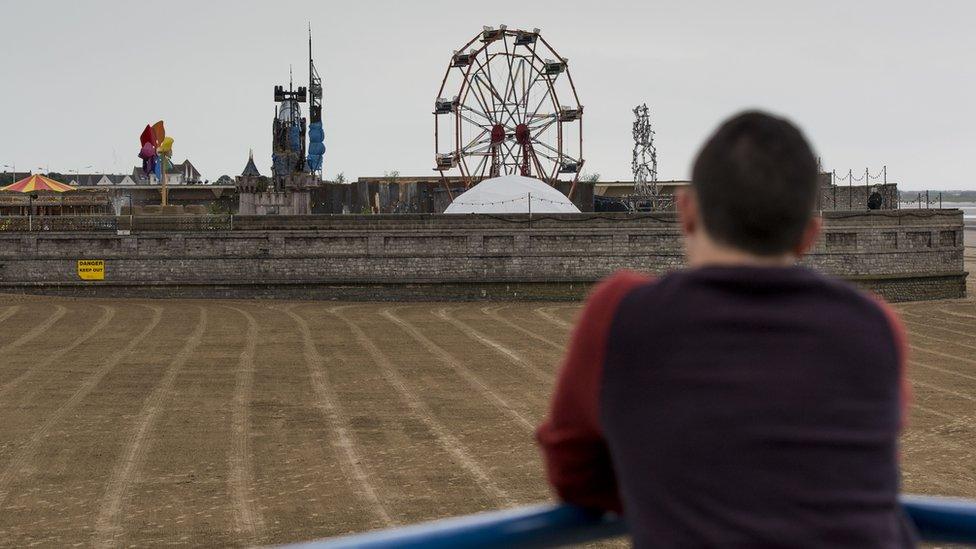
77,259 -> 105,280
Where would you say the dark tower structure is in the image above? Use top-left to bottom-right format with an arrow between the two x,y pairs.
271,69 -> 308,183
238,29 -> 320,215
306,26 -> 325,178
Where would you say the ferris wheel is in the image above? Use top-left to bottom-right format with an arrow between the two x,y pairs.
434,26 -> 584,195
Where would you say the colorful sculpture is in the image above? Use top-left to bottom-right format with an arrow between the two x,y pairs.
138,120 -> 175,204
138,121 -> 175,179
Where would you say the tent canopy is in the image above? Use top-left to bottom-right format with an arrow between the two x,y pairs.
1,174 -> 75,193
444,175 -> 580,214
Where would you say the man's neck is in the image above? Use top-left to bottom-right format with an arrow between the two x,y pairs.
687,241 -> 797,269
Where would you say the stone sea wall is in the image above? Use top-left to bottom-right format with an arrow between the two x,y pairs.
0,210 -> 965,301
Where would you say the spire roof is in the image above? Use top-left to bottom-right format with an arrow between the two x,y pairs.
241,149 -> 261,177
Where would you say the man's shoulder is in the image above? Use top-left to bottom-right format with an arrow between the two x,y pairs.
611,266 -> 893,323
591,270 -> 654,299
591,267 -> 895,322
578,271 -> 655,333
803,269 -> 895,320
764,268 -> 903,348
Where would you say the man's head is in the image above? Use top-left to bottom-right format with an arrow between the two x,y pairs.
678,110 -> 821,266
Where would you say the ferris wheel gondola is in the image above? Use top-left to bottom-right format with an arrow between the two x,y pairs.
433,26 -> 584,197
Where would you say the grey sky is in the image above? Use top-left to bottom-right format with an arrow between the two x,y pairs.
1,0 -> 974,190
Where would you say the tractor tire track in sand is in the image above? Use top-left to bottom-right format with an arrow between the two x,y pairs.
382,308 -> 536,431
902,310 -> 976,339
283,306 -> 394,527
332,307 -> 514,507
910,358 -> 976,384
0,306 -> 20,326
0,305 -> 67,355
534,306 -> 573,331
910,340 -> 976,367
912,378 -> 976,404
0,305 -> 116,402
481,306 -> 562,351
902,309 -> 976,331
910,402 -> 956,422
0,305 -> 163,510
437,307 -> 553,385
223,306 -> 266,543
938,309 -> 976,321
93,307 -> 208,549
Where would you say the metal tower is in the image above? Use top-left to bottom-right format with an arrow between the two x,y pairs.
631,103 -> 660,209
307,24 -> 325,178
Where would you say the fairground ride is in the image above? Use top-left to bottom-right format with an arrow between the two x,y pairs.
433,26 -> 584,199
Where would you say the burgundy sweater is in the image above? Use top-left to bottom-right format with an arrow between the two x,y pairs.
537,266 -> 914,548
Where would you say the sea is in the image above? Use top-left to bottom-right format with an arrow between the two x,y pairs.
901,202 -> 976,221
940,204 -> 976,244
945,203 -> 976,222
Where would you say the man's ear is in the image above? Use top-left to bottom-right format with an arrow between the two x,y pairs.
676,187 -> 698,236
794,215 -> 822,257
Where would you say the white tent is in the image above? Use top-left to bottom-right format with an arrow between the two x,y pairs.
443,175 -> 580,214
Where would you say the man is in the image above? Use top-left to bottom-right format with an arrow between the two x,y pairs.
537,111 -> 914,547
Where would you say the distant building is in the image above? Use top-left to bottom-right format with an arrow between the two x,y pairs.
0,171 -> 33,185
64,173 -> 102,187
51,168 -> 233,212
130,159 -> 203,185
64,174 -> 138,187
237,149 -> 316,215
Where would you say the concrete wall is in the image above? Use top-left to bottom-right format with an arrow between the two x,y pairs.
306,180 -> 594,214
0,210 -> 965,302
819,183 -> 899,211
238,190 -> 312,215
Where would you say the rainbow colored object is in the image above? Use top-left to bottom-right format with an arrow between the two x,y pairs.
138,120 -> 174,178
0,174 -> 75,193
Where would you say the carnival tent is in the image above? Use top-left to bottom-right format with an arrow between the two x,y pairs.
1,174 -> 75,193
444,175 -> 580,214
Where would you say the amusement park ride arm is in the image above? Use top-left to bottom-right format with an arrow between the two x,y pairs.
535,271 -> 651,514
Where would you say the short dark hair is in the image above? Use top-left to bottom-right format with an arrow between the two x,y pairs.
691,110 -> 819,256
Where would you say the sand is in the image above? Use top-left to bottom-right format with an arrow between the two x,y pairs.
0,250 -> 973,546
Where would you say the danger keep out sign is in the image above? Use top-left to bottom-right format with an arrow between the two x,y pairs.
77,259 -> 105,280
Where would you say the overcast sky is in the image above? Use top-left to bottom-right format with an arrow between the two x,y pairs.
1,1 -> 974,190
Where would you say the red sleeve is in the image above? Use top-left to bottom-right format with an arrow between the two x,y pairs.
872,296 -> 911,431
878,297 -> 912,429
536,270 -> 651,513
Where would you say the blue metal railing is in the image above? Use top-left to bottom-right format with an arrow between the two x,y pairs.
285,495 -> 976,548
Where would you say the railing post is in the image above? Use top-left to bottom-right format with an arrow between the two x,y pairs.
848,169 -> 853,210
865,167 -> 869,210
